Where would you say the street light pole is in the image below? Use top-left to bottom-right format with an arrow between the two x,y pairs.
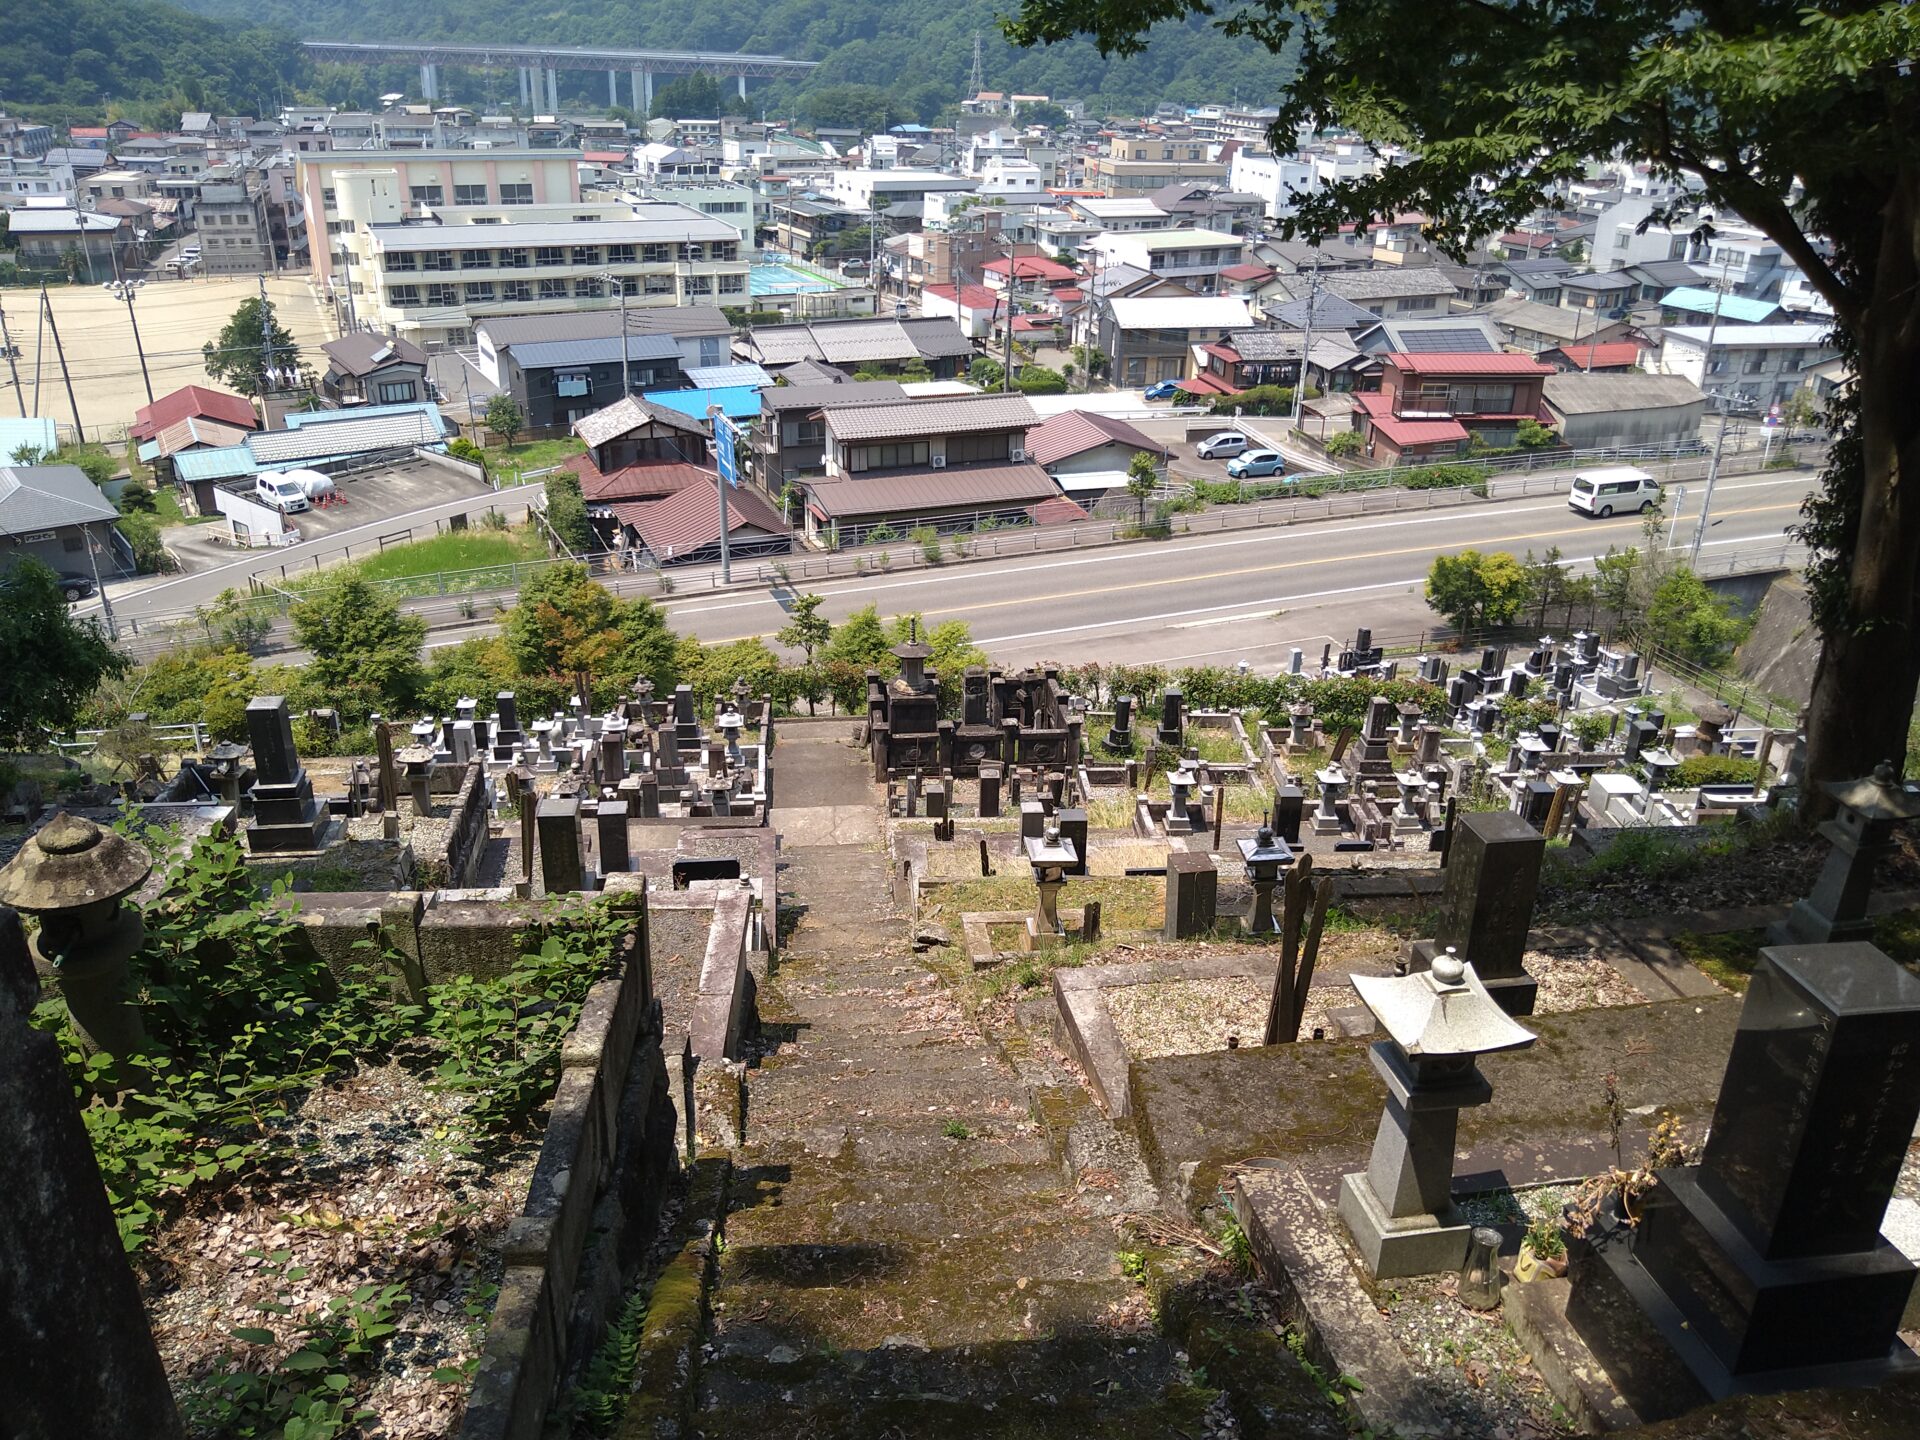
108,249 -> 153,405
709,403 -> 732,584
598,269 -> 631,398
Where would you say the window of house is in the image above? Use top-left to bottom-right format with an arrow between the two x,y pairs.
607,244 -> 635,264
387,252 -> 418,272
573,277 -> 601,298
1401,295 -> 1437,312
538,278 -> 567,299
465,281 -> 495,301
389,284 -> 422,306
687,276 -> 712,295
499,183 -> 532,205
63,533 -> 85,552
454,182 -> 488,205
501,280 -> 532,302
460,249 -> 494,269
376,379 -> 417,403
794,419 -> 826,447
1450,383 -> 1516,413
644,274 -> 673,295
945,431 -> 1008,464
849,441 -> 930,471
321,187 -> 336,207
555,370 -> 591,398
570,246 -> 598,266
535,246 -> 565,267
498,248 -> 529,269
425,284 -> 458,306
410,184 -> 443,206
700,337 -> 725,366
1743,356 -> 1767,374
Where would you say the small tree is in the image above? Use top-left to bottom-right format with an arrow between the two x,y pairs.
0,560 -> 127,748
202,296 -> 299,399
484,394 -> 525,451
544,473 -> 592,555
1424,550 -> 1528,633
1323,430 -> 1363,458
1125,450 -> 1160,524
288,575 -> 426,720
776,593 -> 833,712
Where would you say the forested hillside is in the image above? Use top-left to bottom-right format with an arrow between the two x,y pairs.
160,0 -> 1297,118
0,0 -> 308,123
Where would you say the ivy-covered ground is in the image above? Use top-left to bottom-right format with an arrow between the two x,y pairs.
33,830 -> 628,1439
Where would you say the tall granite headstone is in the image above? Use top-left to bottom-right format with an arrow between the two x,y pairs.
243,697 -> 328,853
1408,810 -> 1542,1014
537,796 -> 588,894
1572,943 -> 1920,1415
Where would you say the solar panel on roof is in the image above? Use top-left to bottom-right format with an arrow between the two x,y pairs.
1398,328 -> 1497,353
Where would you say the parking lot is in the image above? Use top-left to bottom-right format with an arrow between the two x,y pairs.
166,459 -> 495,571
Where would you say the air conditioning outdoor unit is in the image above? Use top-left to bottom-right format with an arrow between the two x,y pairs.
1010,446 -> 1026,462
930,454 -> 947,468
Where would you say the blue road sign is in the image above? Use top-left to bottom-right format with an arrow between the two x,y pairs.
714,414 -> 740,487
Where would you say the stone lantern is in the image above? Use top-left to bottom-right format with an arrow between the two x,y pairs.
1237,824 -> 1293,935
1338,948 -> 1536,1278
0,812 -> 153,1055
1023,819 -> 1078,950
204,739 -> 249,808
714,706 -> 746,769
1775,761 -> 1920,944
396,743 -> 437,816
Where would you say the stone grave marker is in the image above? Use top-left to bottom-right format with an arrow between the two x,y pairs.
243,696 -> 328,853
1409,811 -> 1544,1015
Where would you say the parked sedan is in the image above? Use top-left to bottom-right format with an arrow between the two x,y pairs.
56,572 -> 97,603
1143,379 -> 1185,401
1226,449 -> 1288,479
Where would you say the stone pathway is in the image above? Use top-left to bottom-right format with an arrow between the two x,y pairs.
685,723 -> 1345,1437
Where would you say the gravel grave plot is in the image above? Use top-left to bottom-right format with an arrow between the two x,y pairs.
1525,946 -> 1647,1013
148,1062 -> 540,1439
1380,1274 -> 1578,1439
1103,975 -> 1358,1059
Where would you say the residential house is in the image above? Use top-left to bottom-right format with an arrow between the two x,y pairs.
617,482 -> 790,568
1658,287 -> 1786,327
1025,409 -> 1166,506
320,333 -> 432,407
800,393 -> 1065,543
1066,197 -> 1175,232
742,316 -> 974,380
475,310 -> 730,431
1085,228 -> 1244,295
1196,329 -> 1367,395
1592,194 -> 1701,270
1482,297 -> 1635,356
1501,257 -> 1586,307
1147,183 -> 1264,233
130,385 -> 261,443
1351,353 -> 1556,464
1541,341 -> 1645,373
983,254 -> 1078,302
1096,294 -> 1256,388
170,404 -> 450,512
1655,323 -> 1834,412
0,465 -> 126,580
1262,290 -> 1382,339
1542,373 -> 1707,449
1619,258 -> 1704,301
893,225 -> 1004,295
750,380 -> 910,489
1557,269 -> 1641,317
1352,315 -> 1507,356
0,116 -> 55,160
6,207 -> 132,278
765,196 -> 860,260
1268,266 -> 1457,319
824,169 -> 979,227
1228,150 -> 1315,220
919,283 -> 1003,339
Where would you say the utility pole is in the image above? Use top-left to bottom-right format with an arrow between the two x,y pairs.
83,522 -> 118,642
1289,257 -> 1322,428
258,274 -> 277,398
1688,254 -> 1737,566
0,297 -> 23,419
599,269 -> 632,397
40,286 -> 83,443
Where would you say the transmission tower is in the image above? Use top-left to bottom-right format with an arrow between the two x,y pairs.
968,32 -> 985,98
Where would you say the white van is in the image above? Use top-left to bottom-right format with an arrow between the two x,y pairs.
1569,466 -> 1661,518
254,473 -> 311,514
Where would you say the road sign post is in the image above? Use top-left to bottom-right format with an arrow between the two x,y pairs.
710,405 -> 737,584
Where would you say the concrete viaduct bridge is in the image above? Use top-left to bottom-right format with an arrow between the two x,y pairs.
302,40 -> 818,111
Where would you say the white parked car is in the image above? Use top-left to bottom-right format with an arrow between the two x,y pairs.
284,468 -> 336,502
254,473 -> 311,513
1195,431 -> 1250,459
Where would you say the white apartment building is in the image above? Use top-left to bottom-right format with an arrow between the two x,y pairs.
825,169 -> 979,225
1085,228 -> 1245,294
327,167 -> 746,349
1657,323 -> 1833,411
627,179 -> 757,254
1230,150 -> 1315,219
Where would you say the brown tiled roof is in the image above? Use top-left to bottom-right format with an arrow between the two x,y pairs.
805,462 -> 1060,520
613,483 -> 787,559
824,393 -> 1038,444
1025,409 -> 1160,468
565,453 -> 711,502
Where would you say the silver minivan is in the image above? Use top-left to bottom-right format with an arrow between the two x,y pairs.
1195,431 -> 1250,459
1568,466 -> 1661,517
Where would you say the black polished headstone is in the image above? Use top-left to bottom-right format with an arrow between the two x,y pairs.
1410,810 -> 1542,1013
246,695 -> 300,786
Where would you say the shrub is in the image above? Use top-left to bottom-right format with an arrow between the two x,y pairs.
116,511 -> 173,574
1673,754 -> 1762,788
910,526 -> 942,563
1323,430 -> 1363,458
1214,384 -> 1293,417
1400,463 -> 1492,491
1014,365 -> 1067,395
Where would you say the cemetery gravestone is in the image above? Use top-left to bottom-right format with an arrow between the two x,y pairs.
1164,851 -> 1218,940
1409,811 -> 1543,1015
537,796 -> 588,894
243,697 -> 328,852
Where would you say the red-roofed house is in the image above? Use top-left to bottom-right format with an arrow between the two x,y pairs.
1542,341 -> 1644,373
130,385 -> 259,442
609,482 -> 790,568
1026,409 -> 1165,504
983,254 -> 1078,301
1354,352 -> 1557,463
920,282 -> 1001,339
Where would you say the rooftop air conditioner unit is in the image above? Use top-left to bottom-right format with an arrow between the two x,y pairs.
1010,446 -> 1026,462
930,454 -> 947,468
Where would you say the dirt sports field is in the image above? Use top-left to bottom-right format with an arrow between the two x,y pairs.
0,274 -> 335,440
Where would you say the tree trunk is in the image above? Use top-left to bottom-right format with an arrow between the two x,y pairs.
1800,179 -> 1920,816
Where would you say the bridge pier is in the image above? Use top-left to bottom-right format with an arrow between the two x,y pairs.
546,66 -> 558,113
420,63 -> 438,102
738,73 -> 747,101
519,66 -> 530,109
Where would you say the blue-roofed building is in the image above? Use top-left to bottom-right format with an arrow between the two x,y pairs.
1659,287 -> 1786,327
173,405 -> 450,509
642,386 -> 763,423
0,417 -> 59,463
